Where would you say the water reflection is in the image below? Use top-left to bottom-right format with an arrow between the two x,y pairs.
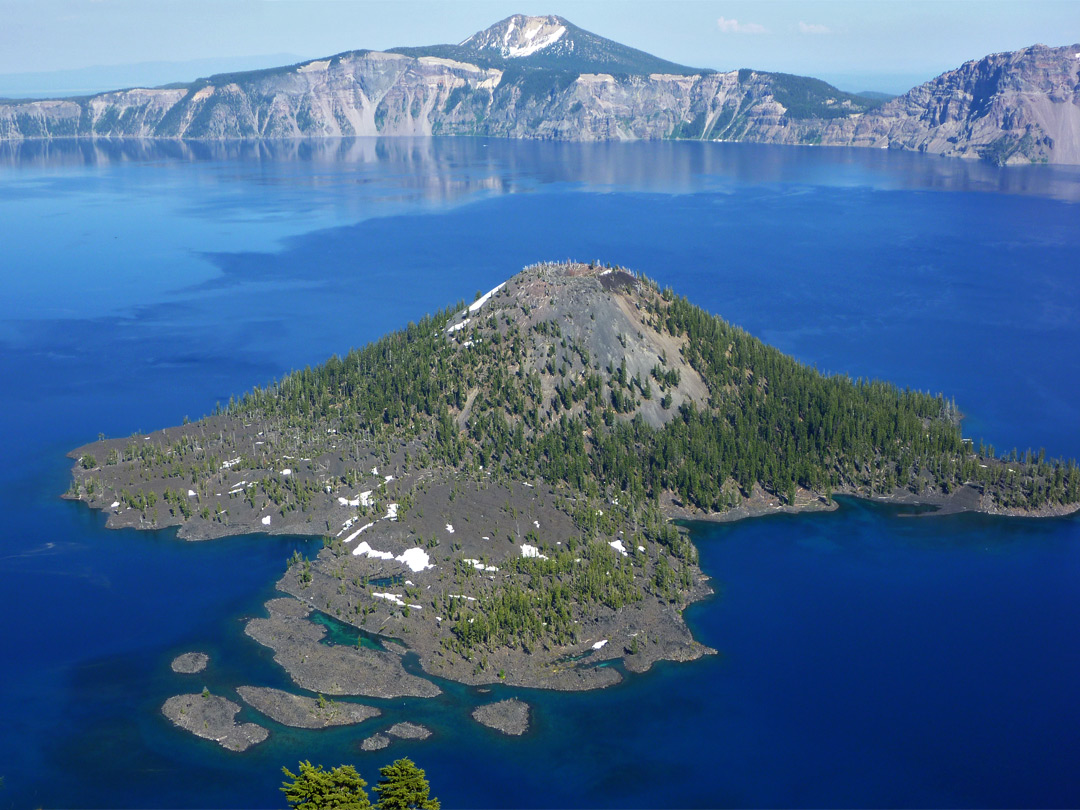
2,136 -> 1079,202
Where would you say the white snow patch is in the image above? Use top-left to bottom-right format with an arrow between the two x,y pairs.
281,468 -> 292,476
298,59 -> 331,73
384,475 -> 394,483
506,24 -> 566,58
261,515 -> 271,526
520,544 -> 548,560
187,489 -> 196,497
372,592 -> 420,609
371,466 -> 378,475
609,539 -> 628,556
220,457 -> 241,469
591,639 -> 608,650
360,491 -> 373,507
450,594 -> 477,601
447,317 -> 471,334
352,541 -> 394,560
445,523 -> 455,534
338,496 -> 360,507
110,501 -> 120,509
467,282 -> 506,314
637,545 -> 646,552
463,558 -> 498,572
386,503 -> 399,520
342,523 -> 374,543
533,520 -> 540,529
397,547 -> 433,573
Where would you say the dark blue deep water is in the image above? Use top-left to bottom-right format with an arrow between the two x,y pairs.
1,138 -> 1078,808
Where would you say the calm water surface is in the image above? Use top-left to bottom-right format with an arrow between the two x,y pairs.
0,138 -> 1078,808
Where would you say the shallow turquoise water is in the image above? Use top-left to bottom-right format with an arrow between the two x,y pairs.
0,138 -> 1078,808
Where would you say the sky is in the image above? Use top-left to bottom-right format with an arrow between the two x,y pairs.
0,0 -> 1077,95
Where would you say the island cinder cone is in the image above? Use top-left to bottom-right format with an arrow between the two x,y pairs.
66,261 -> 1080,695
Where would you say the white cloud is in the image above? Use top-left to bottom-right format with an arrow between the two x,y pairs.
798,21 -> 832,35
717,16 -> 768,35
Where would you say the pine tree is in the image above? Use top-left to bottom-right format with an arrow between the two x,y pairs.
281,761 -> 371,810
373,758 -> 439,810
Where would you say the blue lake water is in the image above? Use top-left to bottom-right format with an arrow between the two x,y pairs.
1,137 -> 1078,808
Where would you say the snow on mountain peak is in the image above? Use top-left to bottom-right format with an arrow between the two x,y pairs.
461,14 -> 569,59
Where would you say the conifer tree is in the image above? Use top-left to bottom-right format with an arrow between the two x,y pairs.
281,761 -> 371,810
373,758 -> 439,810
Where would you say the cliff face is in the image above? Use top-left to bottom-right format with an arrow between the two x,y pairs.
818,44 -> 1080,164
0,55 -> 850,144
2,17 -> 1078,165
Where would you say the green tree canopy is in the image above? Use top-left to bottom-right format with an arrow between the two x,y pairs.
281,761 -> 371,810
373,758 -> 439,810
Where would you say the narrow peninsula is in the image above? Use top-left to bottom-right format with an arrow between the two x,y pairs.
68,262 -> 1080,695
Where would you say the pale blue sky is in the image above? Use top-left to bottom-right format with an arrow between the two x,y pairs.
1,1 -> 1077,95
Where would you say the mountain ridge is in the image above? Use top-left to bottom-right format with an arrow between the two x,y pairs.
2,17 -> 1077,165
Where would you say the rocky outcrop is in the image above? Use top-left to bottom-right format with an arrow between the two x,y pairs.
2,16 -> 1075,164
170,652 -> 209,673
817,44 -> 1080,164
236,686 -> 380,729
244,598 -> 442,699
471,699 -> 530,735
162,693 -> 268,751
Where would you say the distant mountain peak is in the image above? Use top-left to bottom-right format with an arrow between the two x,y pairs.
460,14 -> 570,59
447,13 -> 702,75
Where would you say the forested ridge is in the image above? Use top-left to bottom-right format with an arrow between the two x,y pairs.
218,263 -> 1079,516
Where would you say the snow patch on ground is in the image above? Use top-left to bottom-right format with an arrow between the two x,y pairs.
397,548 -> 433,573
591,639 -> 608,650
445,524 -> 455,534
352,541 -> 394,560
261,515 -> 271,526
372,592 -> 422,609
342,523 -> 374,543
521,544 -> 548,560
467,282 -> 506,314
609,539 -> 628,556
463,558 -> 498,572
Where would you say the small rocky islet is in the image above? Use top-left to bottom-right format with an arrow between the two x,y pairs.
170,652 -> 209,673
161,693 -> 268,752
471,699 -> 531,736
72,261 -> 1080,712
236,686 -> 380,729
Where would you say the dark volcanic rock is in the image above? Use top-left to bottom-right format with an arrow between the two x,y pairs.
471,698 -> 530,735
236,686 -> 380,729
360,733 -> 391,751
387,722 -> 432,740
162,693 -> 268,751
244,598 -> 441,699
170,652 -> 209,673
